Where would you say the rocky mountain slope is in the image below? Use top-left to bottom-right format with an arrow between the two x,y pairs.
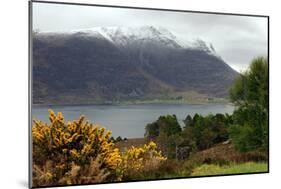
32,26 -> 238,104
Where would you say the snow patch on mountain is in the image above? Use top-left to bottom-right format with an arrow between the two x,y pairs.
39,26 -> 220,57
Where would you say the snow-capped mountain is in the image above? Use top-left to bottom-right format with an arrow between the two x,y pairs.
41,26 -> 218,56
33,26 -> 237,105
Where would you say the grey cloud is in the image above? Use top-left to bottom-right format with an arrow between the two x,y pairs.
32,2 -> 268,72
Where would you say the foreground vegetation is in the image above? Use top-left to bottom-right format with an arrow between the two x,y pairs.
114,139 -> 267,180
32,110 -> 268,186
191,162 -> 268,176
32,110 -> 166,187
32,57 -> 268,186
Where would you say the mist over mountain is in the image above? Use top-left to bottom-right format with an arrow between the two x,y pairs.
32,26 -> 238,104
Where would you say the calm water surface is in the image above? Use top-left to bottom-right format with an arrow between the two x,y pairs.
32,104 -> 234,138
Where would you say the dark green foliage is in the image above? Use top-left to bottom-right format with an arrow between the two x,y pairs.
183,115 -> 192,126
158,115 -> 182,136
145,115 -> 182,158
109,136 -> 115,143
145,115 -> 182,139
229,124 -> 260,152
229,57 -> 268,152
182,113 -> 231,151
157,133 -> 185,158
144,123 -> 159,140
230,57 -> 268,109
145,113 -> 231,158
115,136 -> 123,142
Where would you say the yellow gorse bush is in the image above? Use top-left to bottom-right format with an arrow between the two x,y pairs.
121,142 -> 167,178
32,109 -> 166,186
32,109 -> 122,186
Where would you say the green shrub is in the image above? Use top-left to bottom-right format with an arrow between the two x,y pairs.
145,114 -> 182,139
229,57 -> 268,152
229,124 -> 263,152
182,113 -> 230,151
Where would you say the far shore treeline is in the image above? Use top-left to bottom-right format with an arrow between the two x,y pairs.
32,57 -> 268,187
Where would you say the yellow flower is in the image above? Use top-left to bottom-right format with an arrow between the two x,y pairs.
70,149 -> 79,158
45,172 -> 53,180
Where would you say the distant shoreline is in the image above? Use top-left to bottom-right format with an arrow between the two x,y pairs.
32,100 -> 233,107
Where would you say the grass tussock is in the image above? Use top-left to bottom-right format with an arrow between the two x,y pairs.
191,162 -> 268,176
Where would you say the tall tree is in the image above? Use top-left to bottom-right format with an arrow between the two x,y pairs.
229,57 -> 268,151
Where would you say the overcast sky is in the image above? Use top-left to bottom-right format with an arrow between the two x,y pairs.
33,2 -> 268,72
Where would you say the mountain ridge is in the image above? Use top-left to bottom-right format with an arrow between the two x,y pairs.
33,26 -> 238,104
37,26 -> 219,55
